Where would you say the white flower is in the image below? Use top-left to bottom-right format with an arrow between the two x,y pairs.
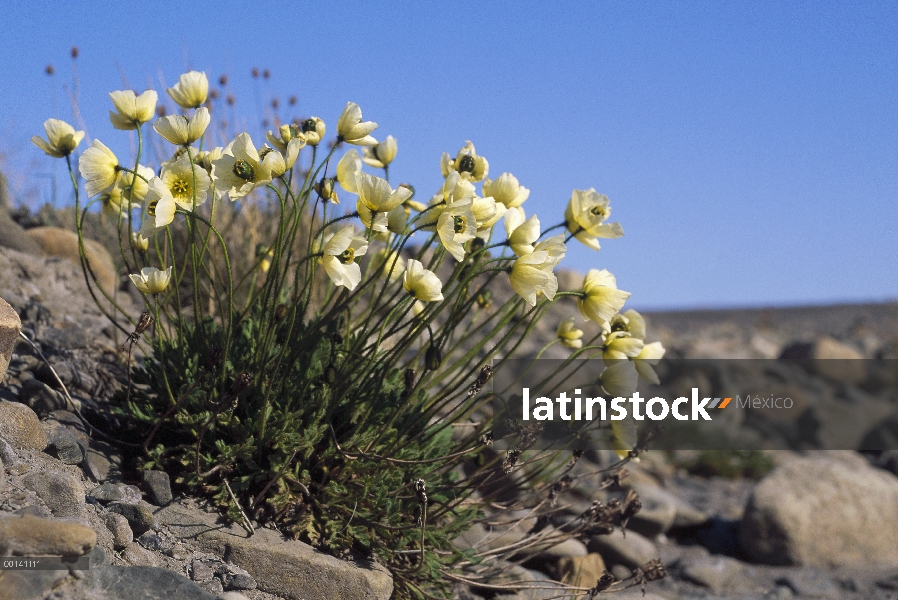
130,231 -> 149,252
603,331 -> 645,363
118,165 -> 154,203
421,171 -> 477,230
79,140 -> 120,197
436,198 -> 477,261
356,172 -> 413,216
355,199 -> 390,232
504,208 -> 540,256
337,102 -> 378,146
268,138 -> 303,177
363,135 -> 397,168
212,133 -> 278,200
577,269 -> 631,327
167,71 -> 209,109
320,226 -> 368,290
109,90 -> 158,129
509,250 -> 556,306
139,156 -> 211,234
129,266 -> 172,295
557,317 -> 584,349
601,360 -> 639,398
610,415 -> 639,461
266,123 -> 306,153
483,173 -> 529,209
634,341 -> 665,385
153,107 -> 210,146
609,309 -> 647,339
441,140 -> 488,181
299,117 -> 326,146
32,119 -> 84,158
337,149 -> 362,194
470,195 -> 506,238
403,259 -> 444,302
564,188 -> 624,251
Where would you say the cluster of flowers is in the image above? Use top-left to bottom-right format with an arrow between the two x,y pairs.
32,70 -> 664,398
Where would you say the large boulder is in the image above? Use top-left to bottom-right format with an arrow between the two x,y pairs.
25,226 -> 118,293
739,454 -> 898,567
0,295 -> 20,379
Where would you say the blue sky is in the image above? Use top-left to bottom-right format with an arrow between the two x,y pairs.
1,1 -> 895,310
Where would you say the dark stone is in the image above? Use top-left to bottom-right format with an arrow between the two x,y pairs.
191,559 -> 214,582
142,469 -> 173,506
222,572 -> 257,591
50,435 -> 84,465
137,531 -> 168,552
88,482 -> 124,503
41,326 -> 89,350
64,565 -> 219,600
19,378 -> 67,417
107,501 -> 157,535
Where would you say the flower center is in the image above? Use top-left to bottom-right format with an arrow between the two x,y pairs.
259,147 -> 274,160
301,119 -> 317,133
611,321 -> 627,333
590,206 -> 606,218
457,155 -> 476,173
233,159 -> 255,181
147,200 -> 157,217
339,248 -> 356,264
453,215 -> 467,234
171,178 -> 190,198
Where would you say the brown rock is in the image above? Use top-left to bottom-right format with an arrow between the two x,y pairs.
740,455 -> 898,567
0,513 -> 96,556
0,295 -> 20,380
158,504 -> 393,600
558,553 -> 607,588
26,226 -> 118,293
0,400 -> 47,450
22,470 -> 85,518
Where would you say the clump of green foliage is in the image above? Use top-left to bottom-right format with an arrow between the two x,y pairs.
678,450 -> 775,480
35,65 -> 669,598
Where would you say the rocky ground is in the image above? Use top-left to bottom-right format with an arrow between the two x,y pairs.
0,213 -> 897,599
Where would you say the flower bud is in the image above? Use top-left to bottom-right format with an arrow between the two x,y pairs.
275,304 -> 288,320
425,345 -> 442,370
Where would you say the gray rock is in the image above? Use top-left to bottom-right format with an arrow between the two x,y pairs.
137,531 -> 169,552
0,567 -> 71,600
191,559 -> 215,582
764,586 -> 795,600
107,501 -> 157,534
0,294 -> 20,380
0,513 -> 96,556
40,325 -> 89,350
221,572 -> 257,591
54,564 -> 218,599
19,378 -> 68,417
533,534 -> 588,560
628,485 -> 678,538
22,470 -> 84,518
158,504 -> 393,600
587,528 -> 658,570
0,435 -> 18,464
89,482 -> 126,503
14,505 -> 50,517
50,435 -> 83,464
775,569 -> 842,597
84,439 -> 124,482
740,455 -> 898,567
681,555 -> 742,593
104,512 -> 133,550
121,542 -> 161,567
0,455 -> 4,492
0,207 -> 43,254
219,593 -> 252,600
0,400 -> 47,450
142,469 -> 173,506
